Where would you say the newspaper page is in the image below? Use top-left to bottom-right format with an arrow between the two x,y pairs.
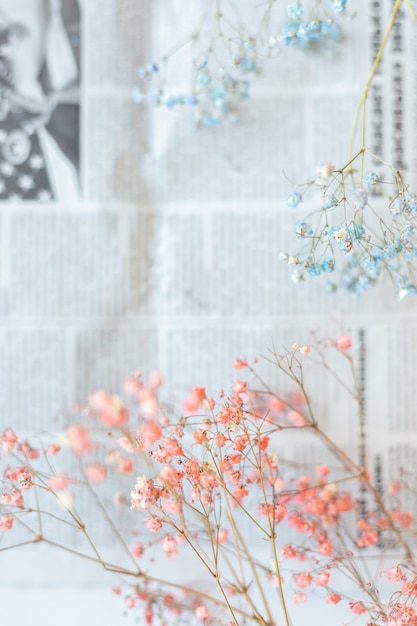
0,0 -> 416,623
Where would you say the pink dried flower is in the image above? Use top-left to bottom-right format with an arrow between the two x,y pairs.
136,387 -> 159,419
19,442 -> 39,460
62,424 -> 92,455
123,372 -> 141,395
145,516 -> 163,532
268,397 -> 286,414
148,370 -> 164,389
349,601 -> 366,614
233,380 -> 247,393
131,542 -> 144,558
0,428 -> 18,453
48,474 -> 71,491
229,470 -> 242,485
401,580 -> 417,596
7,467 -> 33,490
232,434 -> 249,451
162,535 -> 178,559
46,443 -> 61,456
326,592 -> 342,604
316,464 -> 329,478
159,465 -> 184,490
144,605 -> 153,624
89,391 -> 128,427
183,386 -> 206,413
292,591 -> 307,605
162,437 -> 183,457
288,410 -> 307,426
233,485 -> 249,503
318,540 -> 334,556
164,499 -> 181,514
1,488 -> 23,509
281,544 -> 296,559
131,476 -> 161,510
116,436 -> 135,453
388,480 -> 401,495
198,469 -> 218,491
232,359 -> 248,369
315,571 -> 330,587
0,514 -> 14,530
137,421 -> 163,451
295,572 -> 313,589
195,605 -> 209,621
213,433 -> 227,447
84,463 -> 107,483
193,429 -> 208,445
391,510 -> 413,528
292,343 -> 311,355
386,566 -> 405,582
116,458 -> 133,474
336,335 -> 352,350
126,597 -> 135,609
387,602 -> 417,624
357,524 -> 379,547
256,435 -> 269,451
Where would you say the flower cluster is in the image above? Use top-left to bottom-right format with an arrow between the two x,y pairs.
133,0 -> 354,126
0,336 -> 416,625
282,151 -> 417,299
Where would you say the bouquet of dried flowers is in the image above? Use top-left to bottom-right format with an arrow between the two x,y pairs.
1,334 -> 415,625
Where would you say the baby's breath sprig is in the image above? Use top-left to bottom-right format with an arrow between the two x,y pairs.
283,0 -> 417,299
133,0 -> 355,126
1,336 -> 416,625
282,151 -> 417,299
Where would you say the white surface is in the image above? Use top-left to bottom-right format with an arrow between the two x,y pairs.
1,588 -> 369,626
0,589 -> 137,626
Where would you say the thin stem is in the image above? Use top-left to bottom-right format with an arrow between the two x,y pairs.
404,0 -> 417,21
311,422 -> 413,560
20,508 -> 83,530
204,501 -> 261,620
209,448 -> 275,622
169,517 -> 247,625
84,479 -> 141,572
42,535 -> 257,621
248,437 -> 290,626
0,538 -> 43,552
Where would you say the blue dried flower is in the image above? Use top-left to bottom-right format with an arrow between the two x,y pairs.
323,193 -> 338,209
287,191 -> 303,208
352,188 -> 368,208
287,2 -> 303,20
321,257 -> 335,272
295,221 -> 313,237
307,263 -> 321,276
364,171 -> 378,187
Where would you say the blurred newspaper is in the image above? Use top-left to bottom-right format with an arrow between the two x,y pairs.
0,0 -> 416,556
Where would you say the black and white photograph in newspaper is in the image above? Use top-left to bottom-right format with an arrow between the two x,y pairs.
0,0 -> 80,202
